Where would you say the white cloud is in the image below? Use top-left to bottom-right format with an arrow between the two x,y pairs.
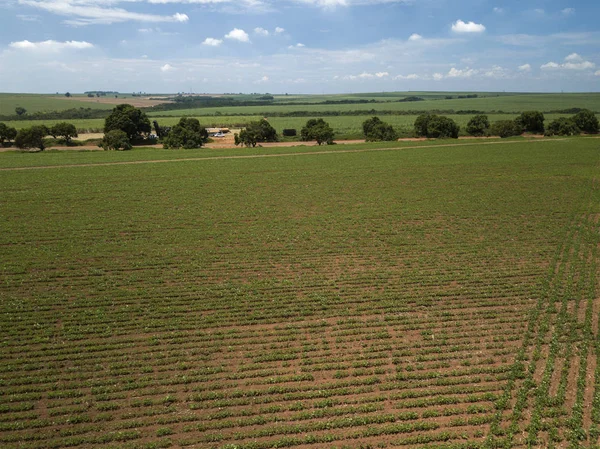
160,63 -> 174,72
518,63 -> 531,72
565,53 -> 582,62
225,28 -> 250,43
275,27 -> 285,34
451,19 -> 485,33
203,37 -> 223,46
375,72 -> 388,77
9,39 -> 94,51
561,8 -> 575,16
408,33 -> 422,41
433,73 -> 444,81
394,74 -> 419,80
289,43 -> 305,48
596,70 -> 600,77
492,7 -> 503,14
254,27 -> 269,36
541,54 -> 596,71
19,0 -> 189,25
447,67 -> 477,78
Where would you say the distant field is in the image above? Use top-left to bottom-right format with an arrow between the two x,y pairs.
147,93 -> 600,117
1,138 -> 599,448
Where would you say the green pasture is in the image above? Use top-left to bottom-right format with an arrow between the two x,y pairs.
0,138 -> 599,448
0,93 -> 117,115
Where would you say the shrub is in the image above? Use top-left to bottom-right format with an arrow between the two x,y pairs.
466,115 -> 490,137
516,111 -> 545,134
545,118 -> 580,136
490,120 -> 522,138
572,109 -> 599,134
362,116 -> 397,142
426,116 -> 460,138
282,129 -> 297,137
100,130 -> 132,151
300,119 -> 335,145
15,125 -> 48,151
162,118 -> 208,149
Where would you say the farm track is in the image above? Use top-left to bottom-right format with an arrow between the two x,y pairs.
0,137 -> 567,172
1,139 -> 599,449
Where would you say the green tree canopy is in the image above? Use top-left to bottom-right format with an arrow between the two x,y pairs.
362,116 -> 398,142
235,119 -> 278,147
0,123 -> 18,144
572,109 -> 599,134
49,122 -> 78,144
490,120 -> 522,138
162,118 -> 208,149
300,118 -> 335,145
15,125 -> 48,151
545,118 -> 580,137
104,104 -> 151,141
466,115 -> 490,137
516,111 -> 545,134
100,130 -> 132,151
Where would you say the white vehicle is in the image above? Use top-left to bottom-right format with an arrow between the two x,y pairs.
213,132 -> 225,137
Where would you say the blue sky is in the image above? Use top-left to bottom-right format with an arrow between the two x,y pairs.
0,0 -> 599,93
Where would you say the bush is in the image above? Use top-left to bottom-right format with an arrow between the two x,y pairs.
15,125 -> 48,151
300,119 -> 335,145
282,129 -> 297,137
466,115 -> 490,137
426,116 -> 459,138
516,111 -> 544,134
490,120 -> 522,138
545,118 -> 580,136
572,109 -> 599,134
100,130 -> 131,151
362,116 -> 398,141
162,118 -> 208,149
0,123 -> 18,144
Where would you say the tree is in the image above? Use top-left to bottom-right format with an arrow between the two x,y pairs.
235,119 -> 278,147
49,122 -> 78,144
65,92 -> 71,98
300,118 -> 335,145
572,109 -> 599,134
104,104 -> 151,141
162,118 -> 208,149
490,120 -> 522,138
0,123 -> 18,144
516,111 -> 544,134
466,114 -> 490,136
545,118 -> 580,137
15,125 -> 48,151
414,113 -> 435,137
426,116 -> 460,138
414,114 -> 459,138
100,130 -> 131,151
15,107 -> 26,116
362,116 -> 398,141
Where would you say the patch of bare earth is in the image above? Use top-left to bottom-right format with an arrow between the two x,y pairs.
56,96 -> 173,108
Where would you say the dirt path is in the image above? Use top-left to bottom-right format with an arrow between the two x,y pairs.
0,138 -> 568,172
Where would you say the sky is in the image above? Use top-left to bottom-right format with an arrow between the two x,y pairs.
0,0 -> 599,94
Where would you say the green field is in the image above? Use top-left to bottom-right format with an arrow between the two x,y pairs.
1,138 -> 599,448
0,94 -> 118,115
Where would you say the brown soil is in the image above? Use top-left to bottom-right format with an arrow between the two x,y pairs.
55,96 -> 172,108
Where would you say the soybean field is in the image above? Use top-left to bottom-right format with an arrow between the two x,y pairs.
1,138 -> 599,449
